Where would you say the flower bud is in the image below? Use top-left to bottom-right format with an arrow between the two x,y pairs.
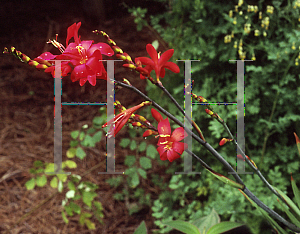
123,64 -> 136,69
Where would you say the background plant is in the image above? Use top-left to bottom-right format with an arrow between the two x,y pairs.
123,0 -> 300,233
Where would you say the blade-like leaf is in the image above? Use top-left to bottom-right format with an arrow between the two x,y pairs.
163,220 -> 201,234
206,221 -> 244,234
192,209 -> 220,232
239,190 -> 288,234
206,168 -> 244,189
274,187 -> 300,219
291,175 -> 300,210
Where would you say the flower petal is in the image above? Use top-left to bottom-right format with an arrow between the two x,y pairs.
138,57 -> 154,66
157,146 -> 168,160
37,52 -> 57,60
159,49 -> 174,67
79,77 -> 87,86
146,44 -> 158,64
157,118 -> 171,135
167,148 -> 181,162
171,127 -> 187,142
87,74 -> 96,86
73,64 -> 88,78
151,108 -> 164,123
172,142 -> 187,155
66,22 -> 81,46
86,56 -> 100,72
81,40 -> 93,50
88,43 -> 114,56
163,62 -> 180,73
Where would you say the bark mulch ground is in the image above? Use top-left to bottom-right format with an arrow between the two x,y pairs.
0,1 -> 176,233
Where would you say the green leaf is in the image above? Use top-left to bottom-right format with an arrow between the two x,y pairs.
126,169 -> 140,188
25,178 -> 36,190
79,212 -> 92,225
62,211 -> 69,224
87,127 -> 96,134
79,132 -> 85,141
85,218 -> 96,230
133,221 -> 148,234
66,148 -> 76,158
64,204 -> 74,216
70,140 -> 79,147
64,160 -> 77,169
139,157 -> 152,169
93,116 -> 102,125
163,220 -> 201,234
57,173 -> 68,183
120,138 -> 130,148
146,145 -> 157,159
207,222 -> 244,234
50,177 -> 58,188
58,180 -> 63,193
71,130 -> 79,139
93,131 -> 102,143
206,169 -> 244,189
192,208 -> 220,232
291,176 -> 300,210
68,181 -> 76,191
82,134 -> 94,147
138,168 -> 147,179
33,160 -> 44,168
275,187 -> 300,219
44,163 -> 55,173
124,155 -> 136,167
138,141 -> 147,152
69,201 -> 81,214
130,140 -> 137,150
82,191 -> 98,208
76,147 -> 86,159
94,201 -> 103,211
36,175 -> 47,187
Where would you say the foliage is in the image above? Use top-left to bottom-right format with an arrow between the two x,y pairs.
126,0 -> 300,233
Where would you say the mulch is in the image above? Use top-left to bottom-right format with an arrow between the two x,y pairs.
0,1 -> 176,233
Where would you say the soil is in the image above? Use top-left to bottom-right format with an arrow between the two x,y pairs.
0,1 -> 177,233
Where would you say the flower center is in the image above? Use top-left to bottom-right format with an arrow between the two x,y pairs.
159,137 -> 173,151
76,45 -> 88,64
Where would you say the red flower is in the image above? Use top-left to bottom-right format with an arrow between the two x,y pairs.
156,118 -> 187,162
62,22 -> 114,86
136,44 -> 180,80
36,22 -> 114,86
102,101 -> 150,138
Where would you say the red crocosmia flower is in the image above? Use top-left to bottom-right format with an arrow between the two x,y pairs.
36,22 -> 114,86
156,118 -> 187,162
102,102 -> 149,138
61,22 -> 114,86
136,44 -> 180,80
